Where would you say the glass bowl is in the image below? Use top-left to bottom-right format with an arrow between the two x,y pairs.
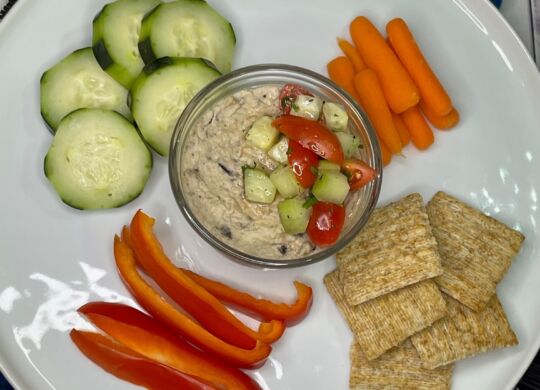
169,64 -> 382,268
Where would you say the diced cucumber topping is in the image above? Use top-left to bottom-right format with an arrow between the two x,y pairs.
245,116 -> 279,152
44,108 -> 152,210
323,102 -> 348,132
40,48 -> 132,131
130,57 -> 220,155
312,171 -> 350,204
318,160 -> 341,172
336,132 -> 361,159
291,94 -> 323,120
278,198 -> 311,234
92,0 -> 160,88
138,0 -> 236,74
267,136 -> 289,164
270,166 -> 302,199
243,168 -> 276,204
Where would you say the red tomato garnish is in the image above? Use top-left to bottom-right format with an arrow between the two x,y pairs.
279,83 -> 313,114
273,115 -> 344,164
307,202 -> 345,246
341,159 -> 377,190
287,140 -> 319,188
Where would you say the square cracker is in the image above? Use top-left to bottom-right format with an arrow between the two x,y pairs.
410,293 -> 518,369
349,340 -> 453,390
337,193 -> 443,306
427,191 -> 525,311
324,270 -> 446,360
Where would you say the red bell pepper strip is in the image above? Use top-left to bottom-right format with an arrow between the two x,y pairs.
183,270 -> 313,326
70,329 -> 216,390
128,211 -> 285,346
113,235 -> 271,368
77,303 -> 261,390
272,115 -> 344,164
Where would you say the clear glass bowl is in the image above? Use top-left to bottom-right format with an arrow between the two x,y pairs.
169,64 -> 382,268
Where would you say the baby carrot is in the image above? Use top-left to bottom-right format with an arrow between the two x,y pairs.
380,140 -> 392,166
401,107 -> 434,150
420,101 -> 460,130
327,56 -> 360,101
387,18 -> 452,117
337,38 -> 366,72
392,112 -> 410,146
354,69 -> 402,154
350,16 -> 419,114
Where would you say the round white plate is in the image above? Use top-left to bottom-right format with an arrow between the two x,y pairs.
1,0 -> 539,389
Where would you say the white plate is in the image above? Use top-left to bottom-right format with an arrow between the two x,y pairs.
1,0 -> 539,388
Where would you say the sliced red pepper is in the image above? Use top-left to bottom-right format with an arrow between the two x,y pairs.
287,140 -> 319,188
113,235 -> 271,368
128,212 -> 284,346
183,269 -> 313,326
273,115 -> 344,164
341,159 -> 377,190
279,83 -> 313,114
70,329 -> 216,390
306,202 -> 346,247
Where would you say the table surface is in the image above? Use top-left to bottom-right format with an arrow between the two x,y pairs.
0,0 -> 538,389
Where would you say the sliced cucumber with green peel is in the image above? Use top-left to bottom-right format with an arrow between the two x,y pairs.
336,132 -> 361,159
318,160 -> 341,172
267,136 -> 289,164
243,167 -> 276,204
270,166 -> 302,199
40,48 -> 132,131
130,57 -> 220,155
138,0 -> 236,74
323,102 -> 348,132
44,109 -> 152,210
312,171 -> 350,204
92,0 -> 160,88
246,116 -> 279,152
278,198 -> 311,234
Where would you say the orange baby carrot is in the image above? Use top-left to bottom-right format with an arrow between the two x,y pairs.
401,107 -> 434,150
350,16 -> 419,114
337,38 -> 366,72
387,18 -> 452,117
392,112 -> 410,146
354,69 -> 402,154
420,101 -> 460,130
380,140 -> 392,166
327,56 -> 360,101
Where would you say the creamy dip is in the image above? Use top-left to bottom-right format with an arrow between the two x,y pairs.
180,85 -> 319,259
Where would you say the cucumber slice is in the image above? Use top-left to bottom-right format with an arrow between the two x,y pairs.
92,0 -> 160,88
278,198 -> 311,234
312,171 -> 350,204
44,109 -> 152,210
270,166 -> 302,199
318,160 -> 340,172
336,132 -> 361,159
323,102 -> 348,132
40,48 -> 132,131
243,168 -> 276,204
267,136 -> 289,164
130,57 -> 220,155
245,116 -> 280,152
138,0 -> 236,74
290,95 -> 323,120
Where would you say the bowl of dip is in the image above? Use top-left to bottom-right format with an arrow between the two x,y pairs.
169,64 -> 382,268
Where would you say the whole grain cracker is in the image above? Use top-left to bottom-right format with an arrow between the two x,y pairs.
410,293 -> 518,369
337,193 -> 443,306
324,270 -> 447,360
349,340 -> 453,390
427,191 -> 525,311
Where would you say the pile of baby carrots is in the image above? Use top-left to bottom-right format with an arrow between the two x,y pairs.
327,16 -> 459,166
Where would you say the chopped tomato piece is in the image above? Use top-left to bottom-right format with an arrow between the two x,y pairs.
306,202 -> 345,246
287,140 -> 319,188
279,83 -> 313,114
341,159 -> 377,190
273,115 -> 344,164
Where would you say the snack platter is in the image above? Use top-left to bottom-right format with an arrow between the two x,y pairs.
1,0 -> 540,389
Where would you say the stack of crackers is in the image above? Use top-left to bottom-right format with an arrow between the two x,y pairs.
324,192 -> 524,389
